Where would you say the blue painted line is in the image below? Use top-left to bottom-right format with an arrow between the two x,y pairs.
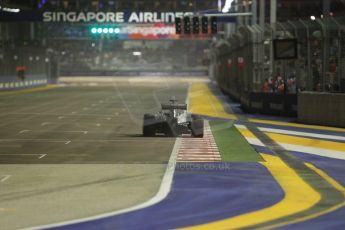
52,163 -> 284,230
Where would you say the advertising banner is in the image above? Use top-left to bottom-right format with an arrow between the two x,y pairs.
0,11 -> 194,23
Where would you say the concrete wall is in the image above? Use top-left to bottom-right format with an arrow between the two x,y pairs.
298,92 -> 345,128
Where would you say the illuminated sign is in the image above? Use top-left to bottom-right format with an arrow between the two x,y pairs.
90,23 -> 179,40
42,12 -> 193,23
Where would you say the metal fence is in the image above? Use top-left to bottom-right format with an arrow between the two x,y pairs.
0,47 -> 48,77
213,16 -> 345,95
0,47 -> 52,89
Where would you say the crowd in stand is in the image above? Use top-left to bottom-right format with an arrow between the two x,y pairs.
262,74 -> 297,94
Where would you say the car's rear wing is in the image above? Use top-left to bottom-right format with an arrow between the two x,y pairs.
161,103 -> 187,110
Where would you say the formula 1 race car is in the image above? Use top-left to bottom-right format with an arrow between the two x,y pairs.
143,98 -> 204,138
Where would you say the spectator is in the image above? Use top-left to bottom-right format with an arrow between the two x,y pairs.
16,65 -> 27,81
262,78 -> 270,92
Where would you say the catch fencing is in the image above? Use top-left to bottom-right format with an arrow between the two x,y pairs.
0,47 -> 52,90
213,16 -> 345,115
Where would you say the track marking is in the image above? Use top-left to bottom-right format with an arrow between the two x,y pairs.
235,124 -> 345,142
188,83 -> 237,120
5,113 -> 115,118
182,153 -> 321,230
0,139 -> 68,144
236,125 -> 345,151
0,175 -> 11,183
189,83 -> 345,135
0,154 -> 47,159
19,130 -> 30,134
261,163 -> 345,229
0,138 -> 173,145
249,118 -> 345,133
236,125 -> 345,160
38,154 -> 47,159
27,80 -> 192,230
265,133 -> 345,152
28,138 -> 182,230
178,155 -> 221,157
305,163 -> 345,195
258,126 -> 345,141
177,158 -> 221,161
177,121 -> 221,163
18,130 -> 88,135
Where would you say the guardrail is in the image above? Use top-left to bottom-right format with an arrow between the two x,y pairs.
298,92 -> 345,128
0,75 -> 47,91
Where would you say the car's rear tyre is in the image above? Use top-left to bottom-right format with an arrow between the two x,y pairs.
143,114 -> 156,137
191,115 -> 204,138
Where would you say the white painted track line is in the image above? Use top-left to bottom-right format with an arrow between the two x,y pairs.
0,154 -> 47,159
0,175 -> 11,183
242,134 -> 345,160
26,138 -> 182,230
25,83 -> 193,229
235,124 -> 345,141
177,121 -> 221,163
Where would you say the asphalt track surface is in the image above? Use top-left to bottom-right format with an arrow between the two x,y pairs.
0,80 -> 189,229
29,81 -> 343,230
0,83 -> 188,164
1,78 -> 345,229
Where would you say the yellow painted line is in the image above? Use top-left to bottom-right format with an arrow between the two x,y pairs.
188,83 -> 345,133
236,127 -> 257,139
0,85 -> 59,96
188,83 -> 237,120
236,126 -> 345,153
181,153 -> 321,230
305,163 -> 345,195
249,118 -> 345,133
265,132 -> 345,153
263,163 -> 345,229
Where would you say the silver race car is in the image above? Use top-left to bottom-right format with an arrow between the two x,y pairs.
143,98 -> 204,137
